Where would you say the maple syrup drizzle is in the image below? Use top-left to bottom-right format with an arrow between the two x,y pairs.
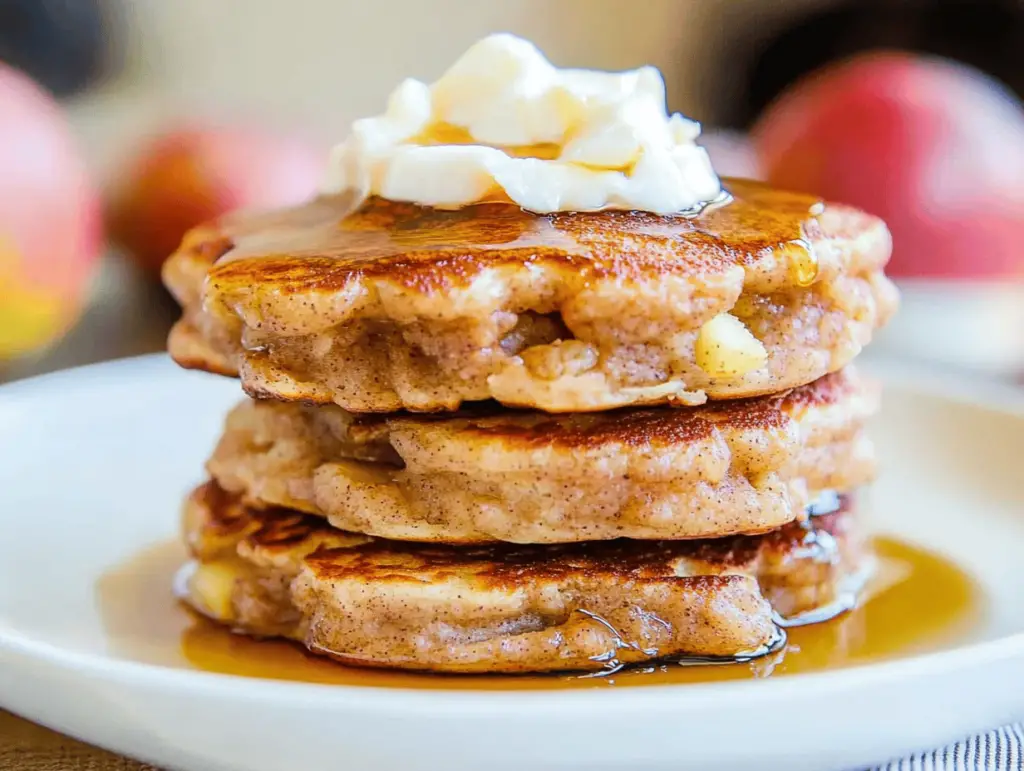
209,179 -> 815,287
96,535 -> 984,690
786,238 -> 819,287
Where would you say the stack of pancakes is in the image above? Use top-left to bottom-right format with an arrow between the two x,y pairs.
163,178 -> 897,674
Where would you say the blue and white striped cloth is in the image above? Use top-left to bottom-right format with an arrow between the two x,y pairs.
869,723 -> 1024,770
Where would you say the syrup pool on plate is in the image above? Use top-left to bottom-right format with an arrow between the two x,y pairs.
96,535 -> 985,690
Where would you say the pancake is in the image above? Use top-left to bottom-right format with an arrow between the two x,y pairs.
207,369 -> 878,543
163,178 -> 898,413
178,481 -> 869,674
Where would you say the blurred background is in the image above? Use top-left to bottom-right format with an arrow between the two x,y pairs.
2,0 -> 1023,383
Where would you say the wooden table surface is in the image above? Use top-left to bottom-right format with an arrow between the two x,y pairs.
0,711 -> 156,771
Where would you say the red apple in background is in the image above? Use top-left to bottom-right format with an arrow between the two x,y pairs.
752,52 -> 1024,280
0,63 -> 101,360
107,127 -> 324,276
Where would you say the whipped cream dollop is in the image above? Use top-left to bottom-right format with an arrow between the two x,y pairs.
322,33 -> 723,214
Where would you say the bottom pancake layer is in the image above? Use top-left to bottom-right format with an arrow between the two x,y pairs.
177,481 -> 869,674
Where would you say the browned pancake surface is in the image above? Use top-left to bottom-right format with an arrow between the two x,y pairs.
180,482 -> 866,673
207,370 -> 878,543
194,181 -> 863,289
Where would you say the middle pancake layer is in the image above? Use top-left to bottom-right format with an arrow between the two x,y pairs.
207,369 -> 878,544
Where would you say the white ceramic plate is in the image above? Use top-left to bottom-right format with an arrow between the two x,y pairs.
1,355 -> 1023,771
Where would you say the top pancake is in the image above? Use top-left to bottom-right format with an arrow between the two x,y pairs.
164,178 -> 898,413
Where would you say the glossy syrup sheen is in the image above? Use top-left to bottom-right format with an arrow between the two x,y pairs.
192,178 -> 832,294
97,535 -> 984,690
